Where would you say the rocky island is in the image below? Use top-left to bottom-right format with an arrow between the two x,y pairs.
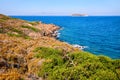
72,14 -> 88,16
0,14 -> 120,80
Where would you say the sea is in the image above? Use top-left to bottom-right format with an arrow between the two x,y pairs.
11,16 -> 120,59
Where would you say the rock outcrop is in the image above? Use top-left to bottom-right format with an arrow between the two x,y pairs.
0,14 -> 60,39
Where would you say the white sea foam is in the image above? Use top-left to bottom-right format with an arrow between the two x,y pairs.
72,44 -> 88,50
57,33 -> 61,38
56,27 -> 63,38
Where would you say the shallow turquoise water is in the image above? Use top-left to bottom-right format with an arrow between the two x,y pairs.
11,16 -> 120,59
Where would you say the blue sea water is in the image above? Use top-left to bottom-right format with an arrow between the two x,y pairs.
11,16 -> 120,59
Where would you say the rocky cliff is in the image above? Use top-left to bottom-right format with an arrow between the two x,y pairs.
0,14 -> 61,39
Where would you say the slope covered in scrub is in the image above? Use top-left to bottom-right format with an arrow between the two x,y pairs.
0,14 -> 120,80
34,47 -> 120,80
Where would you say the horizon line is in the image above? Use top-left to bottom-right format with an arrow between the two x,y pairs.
8,14 -> 120,16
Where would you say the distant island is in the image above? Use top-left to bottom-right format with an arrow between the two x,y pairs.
72,13 -> 88,16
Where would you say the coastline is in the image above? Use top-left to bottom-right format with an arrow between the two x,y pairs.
0,14 -> 120,80
56,28 -> 87,50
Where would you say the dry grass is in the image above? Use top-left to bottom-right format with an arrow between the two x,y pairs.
0,32 -> 78,79
0,69 -> 21,80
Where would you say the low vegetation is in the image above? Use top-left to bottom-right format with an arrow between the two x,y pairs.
34,47 -> 120,80
7,32 -> 30,39
0,14 -> 11,20
29,21 -> 40,25
21,25 -> 40,32
1,27 -> 31,39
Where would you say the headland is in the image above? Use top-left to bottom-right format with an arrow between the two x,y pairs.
0,14 -> 120,80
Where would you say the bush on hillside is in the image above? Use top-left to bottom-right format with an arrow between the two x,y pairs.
34,47 -> 120,80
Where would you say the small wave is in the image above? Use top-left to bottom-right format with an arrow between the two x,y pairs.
72,44 -> 88,50
59,27 -> 64,30
56,32 -> 61,38
56,27 -> 63,38
53,30 -> 61,38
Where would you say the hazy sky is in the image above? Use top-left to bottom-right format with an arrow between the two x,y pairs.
0,0 -> 120,16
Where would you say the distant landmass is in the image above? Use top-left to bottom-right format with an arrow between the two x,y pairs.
72,14 -> 88,16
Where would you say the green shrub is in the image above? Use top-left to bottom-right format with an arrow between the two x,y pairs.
0,28 -> 3,33
68,51 -> 99,64
34,47 -> 120,80
112,60 -> 120,68
0,19 -> 5,22
29,21 -> 39,25
21,25 -> 40,32
90,70 -> 118,80
6,27 -> 31,39
34,47 -> 62,58
10,28 -> 23,34
7,32 -> 30,39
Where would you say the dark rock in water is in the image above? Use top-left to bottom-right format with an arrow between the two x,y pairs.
52,30 -> 59,38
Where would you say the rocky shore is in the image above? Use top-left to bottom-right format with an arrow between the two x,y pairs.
0,14 -> 60,39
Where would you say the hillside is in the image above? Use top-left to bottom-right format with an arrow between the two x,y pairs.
0,14 -> 120,80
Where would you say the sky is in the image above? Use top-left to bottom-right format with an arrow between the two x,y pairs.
0,0 -> 120,16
